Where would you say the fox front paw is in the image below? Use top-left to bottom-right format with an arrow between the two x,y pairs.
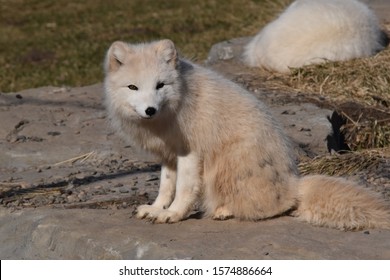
154,209 -> 183,224
135,204 -> 159,219
136,204 -> 183,223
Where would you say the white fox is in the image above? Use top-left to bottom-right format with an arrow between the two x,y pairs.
104,39 -> 390,230
243,0 -> 389,72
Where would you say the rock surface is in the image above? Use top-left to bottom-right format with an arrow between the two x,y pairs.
1,208 -> 390,259
1,0 -> 389,260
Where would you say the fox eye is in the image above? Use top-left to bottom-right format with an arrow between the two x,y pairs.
128,84 -> 138,91
156,82 -> 165,90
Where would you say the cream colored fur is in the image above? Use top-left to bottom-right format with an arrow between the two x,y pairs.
243,0 -> 389,72
294,175 -> 390,230
104,39 -> 390,230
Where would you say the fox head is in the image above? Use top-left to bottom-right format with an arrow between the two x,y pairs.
104,39 -> 182,121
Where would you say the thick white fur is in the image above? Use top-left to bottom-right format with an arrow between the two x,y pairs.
243,0 -> 388,72
104,40 -> 390,230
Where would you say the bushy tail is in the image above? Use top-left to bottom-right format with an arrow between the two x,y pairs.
293,175 -> 390,230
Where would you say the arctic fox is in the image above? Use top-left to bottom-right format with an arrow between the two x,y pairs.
243,0 -> 389,72
104,39 -> 390,230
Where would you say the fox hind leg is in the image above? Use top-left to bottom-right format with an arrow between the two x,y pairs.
212,205 -> 234,220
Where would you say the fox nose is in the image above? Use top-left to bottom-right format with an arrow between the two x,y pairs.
145,107 -> 157,117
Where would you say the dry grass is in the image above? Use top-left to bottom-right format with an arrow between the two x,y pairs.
298,148 -> 390,177
248,42 -> 390,110
341,111 -> 390,150
287,49 -> 390,108
52,151 -> 96,166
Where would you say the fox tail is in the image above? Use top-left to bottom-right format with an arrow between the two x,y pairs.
293,175 -> 390,230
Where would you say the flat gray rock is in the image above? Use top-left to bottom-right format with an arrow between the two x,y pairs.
1,208 -> 389,259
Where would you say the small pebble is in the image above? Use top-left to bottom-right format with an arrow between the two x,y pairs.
77,191 -> 87,201
75,174 -> 85,180
48,195 -> 55,203
139,190 -> 148,196
66,195 -> 79,203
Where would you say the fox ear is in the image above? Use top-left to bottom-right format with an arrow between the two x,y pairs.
156,39 -> 178,67
105,41 -> 129,73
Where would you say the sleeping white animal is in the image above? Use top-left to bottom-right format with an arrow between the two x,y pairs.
243,0 -> 389,72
